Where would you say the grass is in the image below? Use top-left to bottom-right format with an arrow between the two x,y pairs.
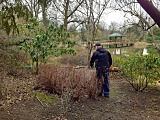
147,45 -> 160,56
36,92 -> 57,103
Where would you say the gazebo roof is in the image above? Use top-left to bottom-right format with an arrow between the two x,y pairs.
108,33 -> 125,37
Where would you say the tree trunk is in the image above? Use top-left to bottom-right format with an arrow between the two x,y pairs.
137,0 -> 160,27
40,1 -> 48,26
64,0 -> 69,29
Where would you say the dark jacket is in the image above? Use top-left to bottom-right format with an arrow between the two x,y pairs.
90,47 -> 112,69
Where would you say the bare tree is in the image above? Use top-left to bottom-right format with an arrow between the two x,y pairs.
112,0 -> 157,41
38,0 -> 53,26
113,0 -> 160,48
108,21 -> 121,33
51,0 -> 110,65
114,0 -> 155,29
113,0 -> 160,28
22,0 -> 40,18
52,0 -> 85,29
23,0 -> 53,26
137,0 -> 160,27
81,0 -> 110,66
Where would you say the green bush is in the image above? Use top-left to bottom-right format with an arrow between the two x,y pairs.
113,54 -> 160,91
20,18 -> 75,74
155,36 -> 160,40
146,36 -> 153,42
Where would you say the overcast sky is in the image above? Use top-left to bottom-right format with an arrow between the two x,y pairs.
99,9 -> 128,28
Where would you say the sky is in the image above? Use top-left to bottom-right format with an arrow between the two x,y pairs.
106,11 -> 125,24
101,9 -> 129,27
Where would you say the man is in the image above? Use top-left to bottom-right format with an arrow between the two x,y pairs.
90,43 -> 112,97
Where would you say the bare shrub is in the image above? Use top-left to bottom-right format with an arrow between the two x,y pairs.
60,50 -> 88,66
0,46 -> 30,76
36,65 -> 97,101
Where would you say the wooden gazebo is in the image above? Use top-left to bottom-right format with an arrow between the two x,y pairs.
108,33 -> 125,41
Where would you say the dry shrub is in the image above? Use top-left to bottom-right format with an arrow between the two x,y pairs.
60,50 -> 88,66
0,45 -> 30,77
36,65 -> 97,101
134,42 -> 147,48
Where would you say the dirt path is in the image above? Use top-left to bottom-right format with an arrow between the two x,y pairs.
67,75 -> 160,120
0,74 -> 160,120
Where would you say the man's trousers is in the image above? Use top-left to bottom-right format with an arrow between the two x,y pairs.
96,67 -> 110,96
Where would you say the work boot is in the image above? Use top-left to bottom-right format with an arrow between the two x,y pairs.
104,95 -> 109,98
